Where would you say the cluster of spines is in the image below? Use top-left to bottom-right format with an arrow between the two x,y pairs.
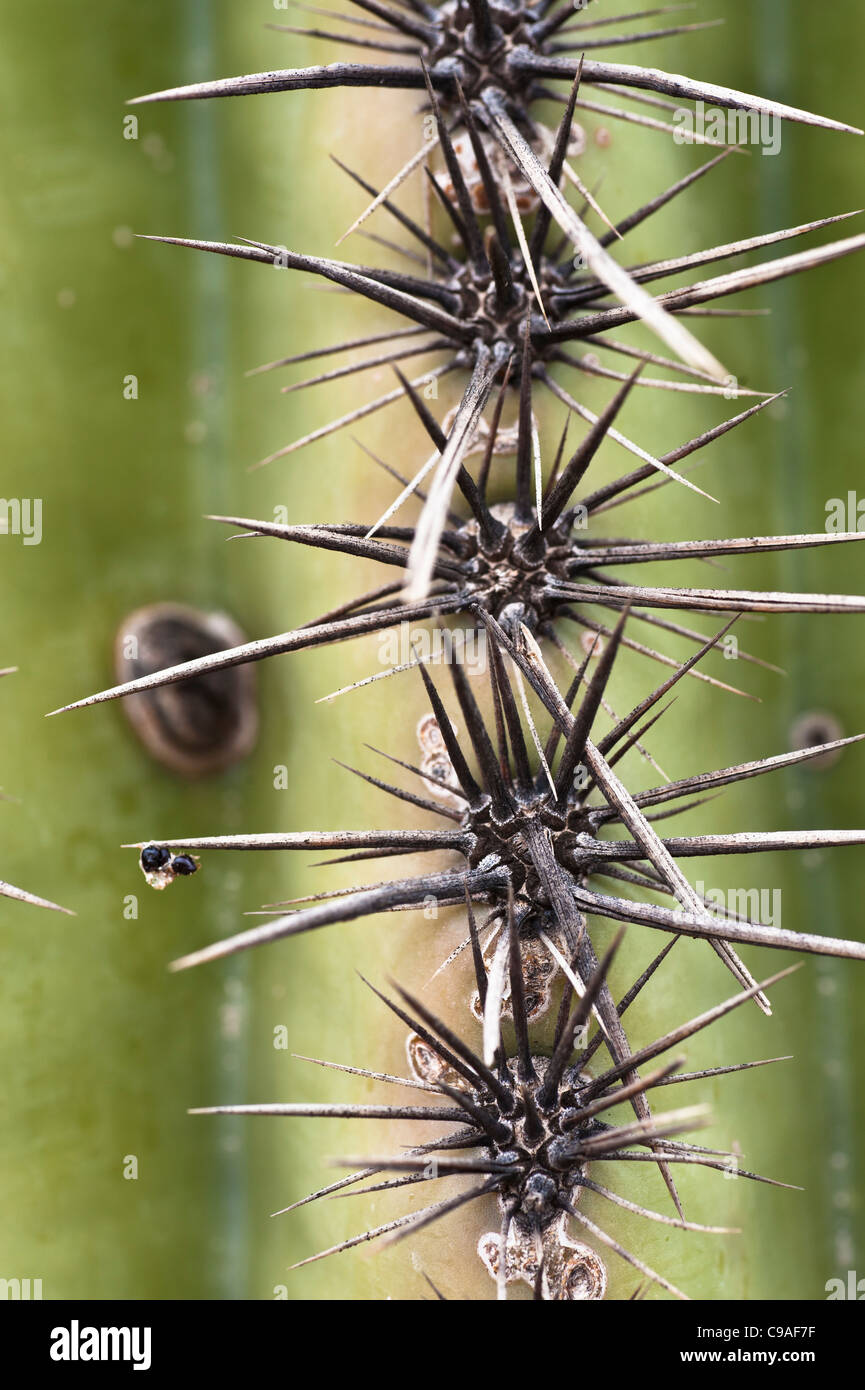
65,2 -> 865,1296
192,938 -> 800,1300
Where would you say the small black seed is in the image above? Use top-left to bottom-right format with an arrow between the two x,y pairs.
171,855 -> 198,877
140,845 -> 170,872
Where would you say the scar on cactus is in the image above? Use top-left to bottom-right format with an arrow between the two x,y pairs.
115,603 -> 258,777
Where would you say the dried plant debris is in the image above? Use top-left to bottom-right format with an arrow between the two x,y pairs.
189,945 -> 799,1299
0,670 -> 72,915
120,621 -> 865,997
48,377 -> 865,717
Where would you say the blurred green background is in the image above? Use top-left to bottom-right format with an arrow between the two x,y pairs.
0,0 -> 862,1299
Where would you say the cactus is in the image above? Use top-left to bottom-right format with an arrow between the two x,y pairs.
6,0 -> 865,1301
